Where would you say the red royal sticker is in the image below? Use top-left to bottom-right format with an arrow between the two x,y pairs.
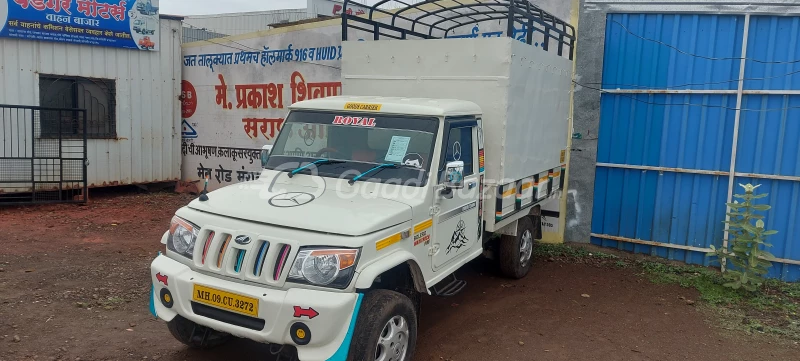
156,273 -> 169,286
293,306 -> 320,319
333,116 -> 376,127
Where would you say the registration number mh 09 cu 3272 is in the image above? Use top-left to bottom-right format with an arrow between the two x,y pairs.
192,284 -> 259,317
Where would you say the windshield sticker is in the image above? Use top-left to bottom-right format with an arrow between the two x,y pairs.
344,102 -> 382,111
402,153 -> 425,168
333,116 -> 376,127
385,136 -> 411,162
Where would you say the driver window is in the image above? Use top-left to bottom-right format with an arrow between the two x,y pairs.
441,126 -> 474,181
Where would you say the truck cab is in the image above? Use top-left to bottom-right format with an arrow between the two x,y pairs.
150,97 -> 488,360
150,1 -> 575,361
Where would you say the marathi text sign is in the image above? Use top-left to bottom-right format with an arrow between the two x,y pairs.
0,0 -> 160,50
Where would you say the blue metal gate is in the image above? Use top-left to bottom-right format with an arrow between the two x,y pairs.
591,13 -> 800,281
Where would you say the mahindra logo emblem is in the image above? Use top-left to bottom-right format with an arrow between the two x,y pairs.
234,235 -> 251,245
269,192 -> 316,208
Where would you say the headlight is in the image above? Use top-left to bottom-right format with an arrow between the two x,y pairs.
167,216 -> 199,259
288,248 -> 359,288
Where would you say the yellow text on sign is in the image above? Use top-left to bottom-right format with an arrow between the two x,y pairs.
344,102 -> 382,111
192,284 -> 259,317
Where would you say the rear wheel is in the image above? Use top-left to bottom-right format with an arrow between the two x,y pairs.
499,216 -> 537,279
347,290 -> 417,361
167,315 -> 231,349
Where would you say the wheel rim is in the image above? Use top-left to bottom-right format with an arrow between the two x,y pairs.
519,229 -> 533,267
375,315 -> 409,361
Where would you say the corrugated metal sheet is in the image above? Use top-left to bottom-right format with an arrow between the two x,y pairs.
183,9 -> 310,37
0,18 -> 183,188
586,0 -> 800,15
745,16 -> 800,90
182,27 -> 228,44
601,14 -> 743,90
592,13 -> 800,280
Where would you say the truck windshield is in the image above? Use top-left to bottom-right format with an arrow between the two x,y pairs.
265,110 -> 439,186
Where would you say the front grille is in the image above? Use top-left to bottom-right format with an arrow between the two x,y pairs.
192,227 -> 296,286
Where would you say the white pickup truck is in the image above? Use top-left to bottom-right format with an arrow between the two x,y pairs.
149,2 -> 574,361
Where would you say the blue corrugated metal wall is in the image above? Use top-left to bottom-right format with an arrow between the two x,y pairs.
592,13 -> 800,281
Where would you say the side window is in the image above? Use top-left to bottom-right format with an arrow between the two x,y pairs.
442,127 -> 474,179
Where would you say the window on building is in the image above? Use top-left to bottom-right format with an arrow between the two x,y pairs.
39,75 -> 117,139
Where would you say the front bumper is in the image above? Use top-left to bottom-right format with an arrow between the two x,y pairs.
150,255 -> 360,361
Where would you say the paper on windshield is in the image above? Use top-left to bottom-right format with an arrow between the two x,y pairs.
385,136 -> 411,162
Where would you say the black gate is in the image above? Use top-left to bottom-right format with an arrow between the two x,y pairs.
0,104 -> 87,204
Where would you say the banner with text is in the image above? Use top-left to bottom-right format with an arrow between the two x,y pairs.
0,0 -> 160,50
181,22 -> 347,190
181,1 -> 569,191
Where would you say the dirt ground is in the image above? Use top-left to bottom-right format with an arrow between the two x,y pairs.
1,190 -> 798,361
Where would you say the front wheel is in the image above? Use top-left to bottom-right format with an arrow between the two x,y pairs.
498,216 -> 537,279
348,290 -> 417,361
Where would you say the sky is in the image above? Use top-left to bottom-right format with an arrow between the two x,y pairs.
160,0 -> 381,16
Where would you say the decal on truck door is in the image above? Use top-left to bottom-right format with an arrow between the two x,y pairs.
446,219 -> 469,254
438,201 -> 477,224
413,218 -> 433,247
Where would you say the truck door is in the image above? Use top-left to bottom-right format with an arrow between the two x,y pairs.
431,118 -> 480,272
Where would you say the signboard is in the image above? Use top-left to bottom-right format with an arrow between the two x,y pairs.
0,0 -> 160,50
306,0 -> 369,18
181,23 -> 345,190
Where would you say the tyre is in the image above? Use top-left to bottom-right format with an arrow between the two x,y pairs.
499,216 -> 537,279
347,290 -> 417,361
167,315 -> 231,349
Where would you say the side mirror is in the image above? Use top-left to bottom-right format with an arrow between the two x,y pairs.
444,161 -> 465,189
261,145 -> 273,168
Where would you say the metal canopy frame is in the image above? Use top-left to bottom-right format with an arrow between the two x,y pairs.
342,0 -> 576,60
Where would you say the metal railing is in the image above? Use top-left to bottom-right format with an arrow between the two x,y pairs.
0,104 -> 88,204
342,0 -> 576,60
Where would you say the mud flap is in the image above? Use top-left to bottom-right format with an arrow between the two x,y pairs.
149,284 -> 158,318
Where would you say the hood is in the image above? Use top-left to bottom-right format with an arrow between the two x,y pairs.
187,178 -> 413,236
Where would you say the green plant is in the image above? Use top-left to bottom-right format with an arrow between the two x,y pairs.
709,184 -> 777,292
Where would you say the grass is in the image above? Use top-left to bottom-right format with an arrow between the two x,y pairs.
535,243 -> 800,340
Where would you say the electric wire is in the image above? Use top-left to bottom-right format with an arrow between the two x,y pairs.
609,19 -> 800,64
574,80 -> 800,113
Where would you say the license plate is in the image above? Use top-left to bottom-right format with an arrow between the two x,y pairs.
192,284 -> 259,317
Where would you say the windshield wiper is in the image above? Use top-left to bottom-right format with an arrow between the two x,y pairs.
287,159 -> 344,178
349,163 -> 399,185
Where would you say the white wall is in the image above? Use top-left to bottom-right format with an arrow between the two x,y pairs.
180,19 -> 344,191
0,17 -> 183,188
